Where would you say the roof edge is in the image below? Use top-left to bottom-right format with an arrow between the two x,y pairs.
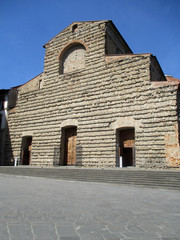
43,20 -> 111,48
19,72 -> 44,88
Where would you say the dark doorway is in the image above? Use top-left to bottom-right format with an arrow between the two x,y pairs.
21,136 -> 32,165
116,128 -> 135,167
61,127 -> 77,166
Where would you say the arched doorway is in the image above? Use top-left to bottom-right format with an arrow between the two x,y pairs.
60,126 -> 77,166
116,128 -> 135,167
21,136 -> 32,165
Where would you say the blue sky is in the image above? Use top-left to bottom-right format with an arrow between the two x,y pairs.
0,0 -> 180,89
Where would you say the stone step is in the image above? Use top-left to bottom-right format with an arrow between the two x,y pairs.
0,166 -> 180,190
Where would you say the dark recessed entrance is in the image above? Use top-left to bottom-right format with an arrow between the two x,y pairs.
116,128 -> 135,167
21,136 -> 32,165
61,127 -> 77,166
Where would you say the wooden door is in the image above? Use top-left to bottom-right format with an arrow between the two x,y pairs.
64,128 -> 77,165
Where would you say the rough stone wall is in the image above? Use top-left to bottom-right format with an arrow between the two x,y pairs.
164,84 -> 180,168
105,34 -> 121,54
150,56 -> 167,82
106,55 -> 180,168
178,87 -> 180,144
19,73 -> 44,93
105,22 -> 132,55
6,20 -> 180,168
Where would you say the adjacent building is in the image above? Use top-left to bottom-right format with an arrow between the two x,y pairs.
0,89 -> 9,165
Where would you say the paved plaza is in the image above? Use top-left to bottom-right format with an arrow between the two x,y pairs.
0,174 -> 179,240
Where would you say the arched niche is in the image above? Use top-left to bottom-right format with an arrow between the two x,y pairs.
59,41 -> 87,74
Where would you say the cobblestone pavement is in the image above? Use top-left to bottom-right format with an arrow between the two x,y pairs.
0,174 -> 180,240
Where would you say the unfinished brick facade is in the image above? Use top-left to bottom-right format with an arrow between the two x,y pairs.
2,20 -> 180,168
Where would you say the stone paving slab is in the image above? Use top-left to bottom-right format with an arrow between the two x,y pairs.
0,174 -> 180,240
